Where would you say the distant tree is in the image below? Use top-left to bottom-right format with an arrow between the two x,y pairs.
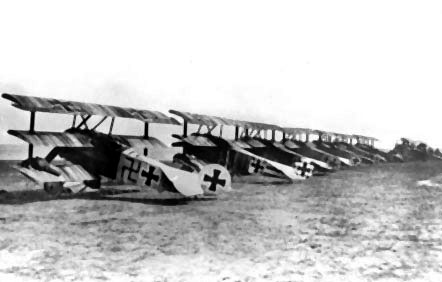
417,143 -> 427,152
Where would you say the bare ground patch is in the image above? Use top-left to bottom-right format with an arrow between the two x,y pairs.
1,161 -> 442,281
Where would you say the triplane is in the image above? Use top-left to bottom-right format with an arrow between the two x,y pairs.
3,93 -> 437,199
2,93 -> 232,197
169,110 -> 315,181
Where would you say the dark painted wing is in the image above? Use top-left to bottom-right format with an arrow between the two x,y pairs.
8,130 -> 167,149
17,164 -> 96,184
169,109 -> 282,131
169,109 -> 237,126
8,130 -> 93,147
2,93 -> 180,125
172,135 -> 217,147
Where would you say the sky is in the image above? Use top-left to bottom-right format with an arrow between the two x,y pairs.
0,0 -> 441,150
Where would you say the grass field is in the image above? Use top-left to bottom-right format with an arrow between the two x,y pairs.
1,160 -> 442,281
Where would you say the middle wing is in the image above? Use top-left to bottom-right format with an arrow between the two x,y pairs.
8,130 -> 168,150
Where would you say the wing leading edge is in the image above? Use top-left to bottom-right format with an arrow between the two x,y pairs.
2,93 -> 180,125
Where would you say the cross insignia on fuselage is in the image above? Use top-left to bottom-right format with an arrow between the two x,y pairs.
250,159 -> 265,173
141,166 -> 160,186
203,169 -> 226,192
297,162 -> 312,177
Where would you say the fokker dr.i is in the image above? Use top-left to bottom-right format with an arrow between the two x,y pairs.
2,93 -> 231,197
169,110 -> 315,181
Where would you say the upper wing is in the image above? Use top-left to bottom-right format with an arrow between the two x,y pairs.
169,109 -> 282,131
169,109 -> 237,127
2,93 -> 180,125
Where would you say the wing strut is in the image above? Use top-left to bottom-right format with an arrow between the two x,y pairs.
91,116 -> 108,131
72,115 -> 77,128
183,121 -> 188,137
144,122 -> 149,139
28,111 -> 35,159
76,115 -> 91,129
108,117 -> 115,135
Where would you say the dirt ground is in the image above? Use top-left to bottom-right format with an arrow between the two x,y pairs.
1,160 -> 442,282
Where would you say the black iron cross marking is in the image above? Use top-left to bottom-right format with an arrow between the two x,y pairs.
203,169 -> 226,191
298,162 -> 312,177
121,157 -> 141,183
250,159 -> 265,173
141,166 -> 160,186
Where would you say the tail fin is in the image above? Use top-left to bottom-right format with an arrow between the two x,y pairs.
199,164 -> 232,194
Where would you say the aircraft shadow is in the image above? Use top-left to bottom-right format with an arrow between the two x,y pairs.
0,189 -> 215,206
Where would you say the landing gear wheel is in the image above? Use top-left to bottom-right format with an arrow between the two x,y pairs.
43,182 -> 64,197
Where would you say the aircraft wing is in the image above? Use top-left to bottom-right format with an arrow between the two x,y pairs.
9,130 -> 94,147
244,139 -> 266,148
2,93 -> 180,125
172,135 -> 217,147
170,109 -> 285,133
117,149 -> 204,196
280,140 -> 300,149
228,140 -> 252,149
8,130 -> 167,149
169,109 -> 239,126
17,163 -> 97,185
